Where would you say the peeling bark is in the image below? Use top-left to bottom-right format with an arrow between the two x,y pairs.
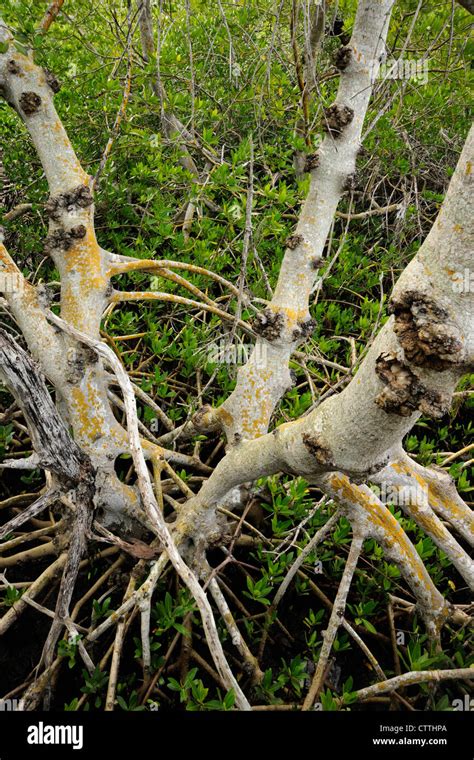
0,329 -> 92,485
0,329 -> 95,676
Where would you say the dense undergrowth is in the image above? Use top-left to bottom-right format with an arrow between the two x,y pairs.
0,0 -> 472,710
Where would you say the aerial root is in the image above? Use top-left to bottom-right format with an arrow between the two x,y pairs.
302,530 -> 364,710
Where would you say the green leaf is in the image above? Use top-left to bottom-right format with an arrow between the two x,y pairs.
361,619 -> 377,634
14,41 -> 29,55
223,689 -> 235,710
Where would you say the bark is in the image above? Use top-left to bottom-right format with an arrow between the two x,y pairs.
137,0 -> 155,61
0,329 -> 95,675
217,0 -> 396,441
39,1 -> 65,33
0,29 -> 198,529
0,329 -> 92,485
187,124 -> 474,491
0,1 -> 472,710
172,123 -> 473,644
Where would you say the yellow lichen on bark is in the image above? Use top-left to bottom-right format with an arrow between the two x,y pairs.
328,473 -> 442,603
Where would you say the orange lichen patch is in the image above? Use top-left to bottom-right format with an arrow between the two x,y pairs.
61,287 -> 102,334
107,425 -> 137,454
60,289 -> 80,327
240,394 -> 272,438
279,305 -> 307,324
328,474 -> 440,599
391,460 -> 427,488
65,233 -> 106,287
466,161 -> 472,176
69,384 -> 104,444
18,282 -> 41,312
259,368 -> 272,383
59,159 -> 88,186
141,438 -> 164,457
216,407 -> 234,428
400,500 -> 447,542
110,260 -> 168,277
1,246 -> 36,304
428,480 -> 474,535
0,245 -> 20,273
270,304 -> 296,322
453,224 -> 464,233
108,260 -> 143,277
328,474 -> 364,506
390,461 -> 474,538
61,229 -> 106,330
